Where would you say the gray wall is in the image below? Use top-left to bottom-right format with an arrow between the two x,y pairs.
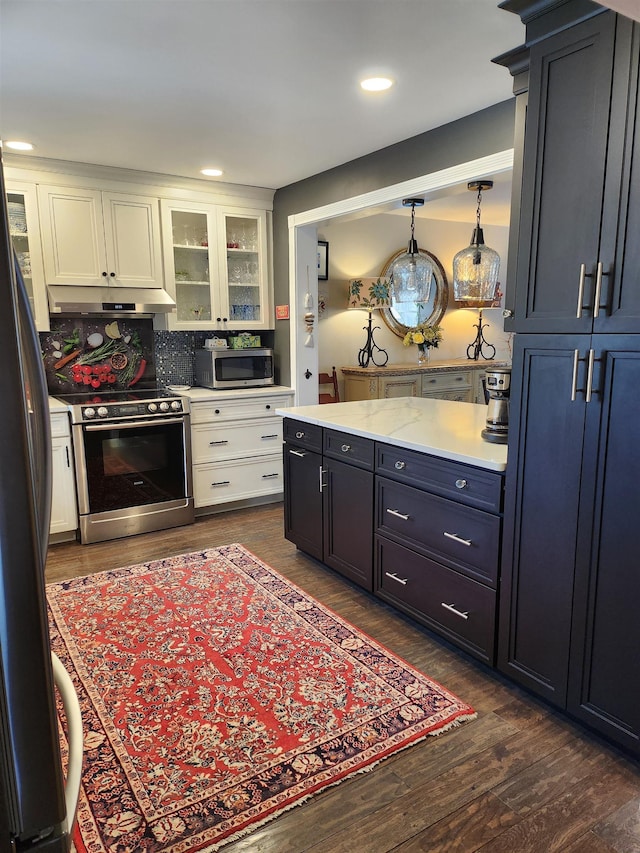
272,98 -> 516,385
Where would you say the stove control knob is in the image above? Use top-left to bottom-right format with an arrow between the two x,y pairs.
97,407 -> 109,418
84,407 -> 96,419
148,403 -> 158,413
170,400 -> 182,411
159,401 -> 170,412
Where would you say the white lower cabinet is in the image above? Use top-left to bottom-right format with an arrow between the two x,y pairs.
50,412 -> 78,537
190,393 -> 292,509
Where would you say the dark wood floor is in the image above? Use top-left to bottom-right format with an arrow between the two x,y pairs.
47,503 -> 640,853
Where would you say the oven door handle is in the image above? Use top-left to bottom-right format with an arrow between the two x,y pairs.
83,417 -> 187,431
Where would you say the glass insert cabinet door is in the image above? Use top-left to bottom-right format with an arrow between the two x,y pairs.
163,203 -> 215,328
219,209 -> 269,328
5,182 -> 50,331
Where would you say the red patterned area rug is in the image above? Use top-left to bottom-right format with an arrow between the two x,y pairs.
48,544 -> 476,853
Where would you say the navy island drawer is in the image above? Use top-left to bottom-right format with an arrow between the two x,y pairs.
376,536 -> 496,664
283,418 -> 322,452
324,429 -> 374,470
376,476 -> 500,587
375,443 -> 503,513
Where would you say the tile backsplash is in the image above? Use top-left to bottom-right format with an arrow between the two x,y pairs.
41,321 -> 274,393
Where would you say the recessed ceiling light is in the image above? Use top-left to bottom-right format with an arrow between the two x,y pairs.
360,77 -> 393,92
200,167 -> 223,177
3,140 -> 35,151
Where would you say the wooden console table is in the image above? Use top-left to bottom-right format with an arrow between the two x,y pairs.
341,359 -> 508,404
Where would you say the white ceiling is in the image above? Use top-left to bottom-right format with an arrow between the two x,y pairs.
1,0 -> 526,192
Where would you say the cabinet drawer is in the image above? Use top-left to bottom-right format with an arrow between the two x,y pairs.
421,370 -> 472,393
422,388 -> 474,403
324,429 -> 374,470
50,411 -> 71,438
194,454 -> 283,507
192,418 -> 282,464
376,536 -> 496,664
376,442 -> 503,513
376,477 -> 500,586
283,418 -> 323,452
190,395 -> 291,425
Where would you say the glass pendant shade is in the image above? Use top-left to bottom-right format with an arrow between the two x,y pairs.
391,198 -> 433,304
453,226 -> 500,302
453,180 -> 500,304
391,249 -> 433,304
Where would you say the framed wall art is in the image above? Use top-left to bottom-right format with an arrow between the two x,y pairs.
317,240 -> 329,280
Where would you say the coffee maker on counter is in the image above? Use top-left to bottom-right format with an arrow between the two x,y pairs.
481,367 -> 511,444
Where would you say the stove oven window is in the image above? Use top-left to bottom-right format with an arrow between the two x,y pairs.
83,421 -> 187,512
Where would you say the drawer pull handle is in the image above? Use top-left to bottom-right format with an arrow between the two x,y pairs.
441,602 -> 469,620
394,460 -> 406,470
443,531 -> 472,546
386,508 -> 410,521
289,449 -> 306,458
261,434 -> 279,439
211,480 -> 230,487
385,571 -> 408,586
455,479 -> 467,489
319,466 -> 327,492
341,444 -> 351,453
295,430 -> 305,439
262,473 -> 279,479
209,440 -> 229,446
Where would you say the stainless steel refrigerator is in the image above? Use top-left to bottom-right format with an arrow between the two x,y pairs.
0,157 -> 82,849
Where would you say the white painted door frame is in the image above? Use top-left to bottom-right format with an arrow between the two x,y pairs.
287,148 -> 514,406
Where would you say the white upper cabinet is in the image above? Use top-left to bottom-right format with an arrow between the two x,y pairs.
37,185 -> 163,288
5,181 -> 50,331
161,200 -> 271,330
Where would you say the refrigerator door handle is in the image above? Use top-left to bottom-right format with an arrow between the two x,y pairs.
50,653 -> 83,837
14,254 -> 52,563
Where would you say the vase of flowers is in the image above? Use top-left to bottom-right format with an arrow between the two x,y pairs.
402,323 -> 443,365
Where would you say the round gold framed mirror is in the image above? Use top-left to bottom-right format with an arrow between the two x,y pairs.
379,248 -> 449,337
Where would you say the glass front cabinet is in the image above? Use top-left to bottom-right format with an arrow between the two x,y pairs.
161,200 -> 270,330
5,182 -> 50,331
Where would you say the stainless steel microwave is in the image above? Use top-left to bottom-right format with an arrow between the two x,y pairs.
194,348 -> 275,389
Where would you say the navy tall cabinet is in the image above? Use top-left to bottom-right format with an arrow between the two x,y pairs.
498,0 -> 640,756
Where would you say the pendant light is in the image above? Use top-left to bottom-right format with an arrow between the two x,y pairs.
453,180 -> 500,303
390,199 -> 433,304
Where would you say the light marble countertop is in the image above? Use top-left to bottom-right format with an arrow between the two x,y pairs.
48,396 -> 69,413
174,385 -> 294,403
276,397 -> 508,472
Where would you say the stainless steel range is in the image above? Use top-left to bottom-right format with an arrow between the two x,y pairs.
57,389 -> 194,545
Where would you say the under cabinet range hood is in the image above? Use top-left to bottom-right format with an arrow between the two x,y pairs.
47,285 -> 176,316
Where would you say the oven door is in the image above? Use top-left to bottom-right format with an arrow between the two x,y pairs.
74,416 -> 192,515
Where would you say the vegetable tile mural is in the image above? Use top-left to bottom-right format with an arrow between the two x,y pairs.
42,318 -> 156,396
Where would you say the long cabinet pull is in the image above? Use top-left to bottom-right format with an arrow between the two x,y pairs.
576,263 -> 586,319
385,571 -> 408,586
386,508 -> 410,521
443,531 -> 472,546
261,434 -> 279,440
289,449 -> 306,458
210,480 -> 230,487
319,466 -> 327,492
209,440 -> 229,446
570,349 -> 580,402
441,602 -> 469,620
585,348 -> 595,403
593,261 -> 603,318
261,473 -> 280,479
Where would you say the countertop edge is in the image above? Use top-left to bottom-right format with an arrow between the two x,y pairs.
276,399 -> 507,473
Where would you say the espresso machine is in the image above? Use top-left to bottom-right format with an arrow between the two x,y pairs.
481,367 -> 511,444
